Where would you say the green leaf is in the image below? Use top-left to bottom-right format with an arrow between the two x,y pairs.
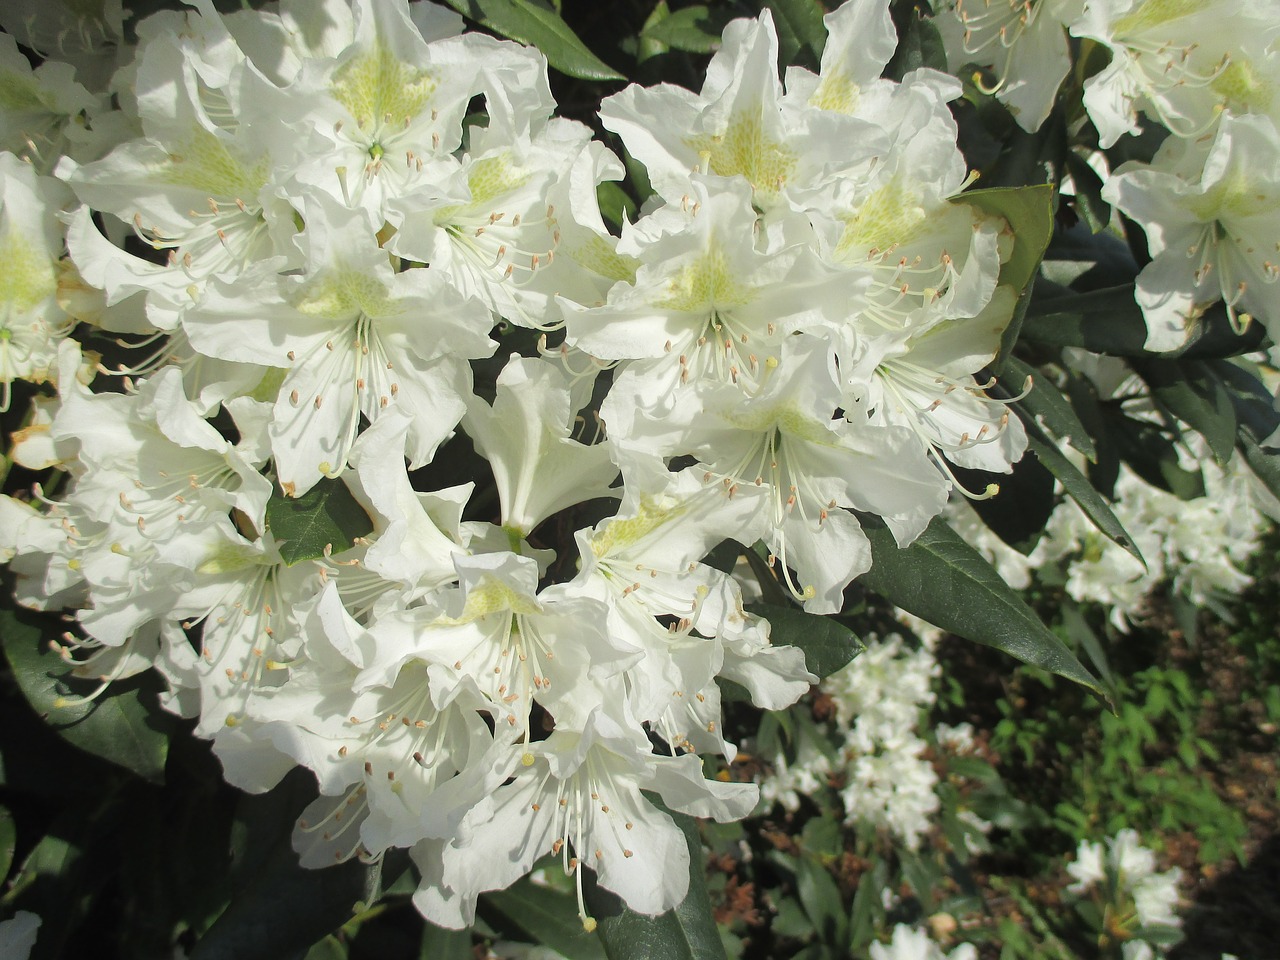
483,876 -> 607,960
266,477 -> 373,566
1019,418 -> 1145,566
0,607 -> 171,783
443,0 -> 625,80
795,856 -> 847,946
641,6 -> 732,54
755,0 -> 826,69
585,807 -> 726,960
885,3 -> 946,80
1064,150 -> 1111,234
1142,359 -> 1238,462
1004,355 -> 1096,461
597,181 -> 637,231
0,806 -> 14,882
957,450 -> 1054,552
956,184 -> 1054,366
1020,285 -> 1266,358
419,924 -> 474,960
960,184 -> 1055,298
858,515 -> 1104,697
1109,412 -> 1204,500
192,771 -> 380,960
745,603 -> 862,680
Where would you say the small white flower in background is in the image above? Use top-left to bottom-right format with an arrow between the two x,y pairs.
869,923 -> 977,960
1065,829 -> 1184,950
0,912 -> 41,960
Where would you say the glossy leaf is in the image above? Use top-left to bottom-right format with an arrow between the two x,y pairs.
192,771 -> 377,960
443,0 -> 625,81
958,449 -> 1055,552
265,477 -> 373,566
484,877 -> 607,960
1021,285 -> 1265,358
1020,418 -> 1145,566
585,807 -> 726,960
858,515 -> 1104,698
746,603 -> 863,680
756,0 -> 826,68
0,607 -> 170,784
1004,355 -> 1096,461
1142,359 -> 1238,463
641,6 -> 732,53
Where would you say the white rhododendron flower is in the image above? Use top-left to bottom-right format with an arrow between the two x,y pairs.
935,0 -> 1084,133
1105,113 -> 1280,350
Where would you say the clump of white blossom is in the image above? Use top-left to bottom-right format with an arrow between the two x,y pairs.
0,0 -> 1036,931
1066,829 -> 1184,957
758,629 -> 988,852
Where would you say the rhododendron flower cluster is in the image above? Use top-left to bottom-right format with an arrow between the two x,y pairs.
3,0 -> 1274,947
0,0 -> 1033,928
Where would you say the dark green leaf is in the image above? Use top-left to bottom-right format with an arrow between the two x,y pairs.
1004,355 -> 1096,461
756,0 -> 826,69
897,849 -> 940,913
585,807 -> 725,960
1019,418 -> 1145,566
419,924 -> 474,960
1141,359 -> 1238,462
1109,413 -> 1204,500
956,450 -> 1054,552
0,607 -> 170,783
795,856 -> 846,945
484,876 -> 607,960
442,0 -> 625,81
745,603 -> 862,680
1020,285 -> 1149,355
193,770 -> 375,960
0,806 -> 14,882
960,184 -> 1055,299
641,6 -> 732,54
597,181 -> 637,231
847,859 -> 888,950
266,477 -> 373,566
886,3 -> 946,80
1061,599 -> 1118,704
1021,285 -> 1266,358
858,515 -> 1104,697
1064,150 -> 1111,234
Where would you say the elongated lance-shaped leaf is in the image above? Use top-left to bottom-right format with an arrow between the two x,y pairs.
1139,358 -> 1238,463
1003,355 -> 1097,461
584,805 -> 726,960
1021,285 -> 1266,358
0,607 -> 171,784
858,515 -> 1105,699
1021,425 -> 1145,568
443,0 -> 625,80
482,877 -> 607,960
